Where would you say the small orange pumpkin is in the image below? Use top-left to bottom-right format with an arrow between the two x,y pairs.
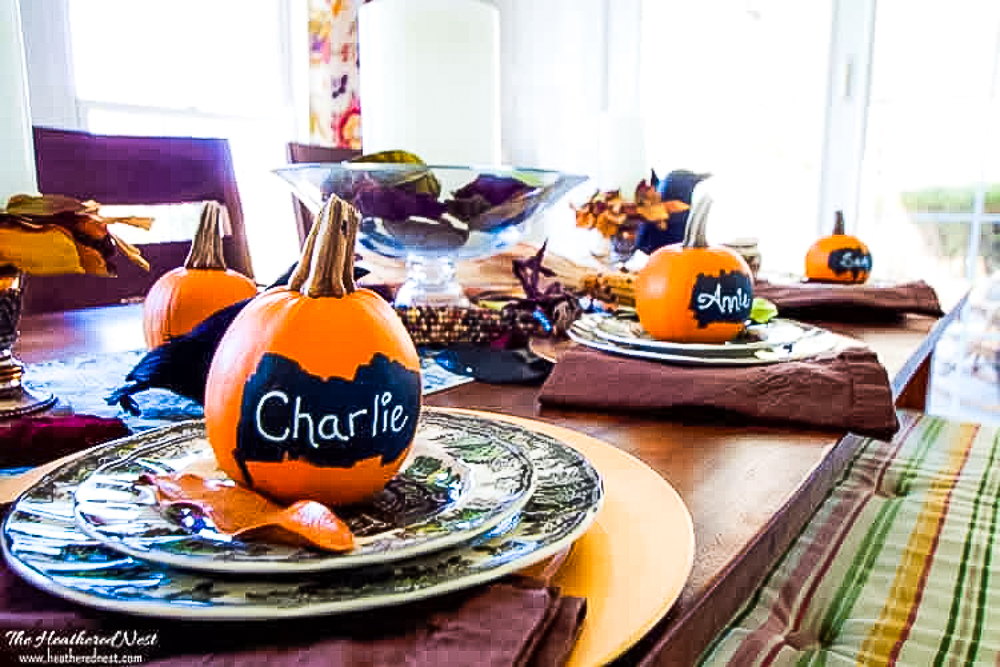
204,195 -> 421,507
805,211 -> 872,284
143,202 -> 258,348
635,191 -> 753,343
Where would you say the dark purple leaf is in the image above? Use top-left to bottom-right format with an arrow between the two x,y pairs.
453,174 -> 531,207
352,184 -> 447,221
445,193 -> 492,221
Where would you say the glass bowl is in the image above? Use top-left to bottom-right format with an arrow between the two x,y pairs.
274,162 -> 586,306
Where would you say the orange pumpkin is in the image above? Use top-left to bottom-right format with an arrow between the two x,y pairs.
204,195 -> 421,507
805,211 -> 872,284
143,202 -> 257,347
635,191 -> 754,343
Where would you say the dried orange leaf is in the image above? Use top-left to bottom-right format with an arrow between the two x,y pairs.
76,244 -> 112,276
140,473 -> 355,553
103,215 -> 154,230
67,216 -> 110,243
107,232 -> 150,271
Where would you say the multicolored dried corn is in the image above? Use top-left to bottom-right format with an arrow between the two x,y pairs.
394,305 -> 551,347
580,270 -> 637,307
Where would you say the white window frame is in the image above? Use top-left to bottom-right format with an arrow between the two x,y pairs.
19,0 -> 311,282
816,0 -> 878,239
22,0 -> 308,140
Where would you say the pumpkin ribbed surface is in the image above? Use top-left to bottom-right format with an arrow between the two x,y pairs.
804,211 -> 872,284
143,268 -> 256,347
142,202 -> 256,347
204,195 -> 421,507
635,189 -> 753,344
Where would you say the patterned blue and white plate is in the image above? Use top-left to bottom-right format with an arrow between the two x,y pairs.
72,416 -> 535,574
1,410 -> 603,620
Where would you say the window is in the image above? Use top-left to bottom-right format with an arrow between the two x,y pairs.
22,0 -> 309,283
856,0 -> 1000,304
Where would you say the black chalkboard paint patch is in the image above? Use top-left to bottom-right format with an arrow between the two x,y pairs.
688,270 -> 753,328
827,247 -> 872,281
234,352 -> 421,487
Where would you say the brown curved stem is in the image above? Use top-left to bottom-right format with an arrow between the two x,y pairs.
184,202 -> 229,270
287,195 -> 359,298
833,210 -> 846,236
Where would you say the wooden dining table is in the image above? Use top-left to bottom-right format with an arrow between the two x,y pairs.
9,248 -> 963,666
11,306 -> 958,665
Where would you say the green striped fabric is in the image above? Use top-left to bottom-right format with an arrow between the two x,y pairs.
699,411 -> 1000,667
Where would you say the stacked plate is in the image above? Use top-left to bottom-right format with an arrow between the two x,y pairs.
1,409 -> 603,620
569,310 -> 841,365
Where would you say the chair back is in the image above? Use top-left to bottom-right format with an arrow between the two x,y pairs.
24,127 -> 255,314
286,142 -> 361,246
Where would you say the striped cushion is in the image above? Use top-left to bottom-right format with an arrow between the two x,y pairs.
699,412 -> 1000,666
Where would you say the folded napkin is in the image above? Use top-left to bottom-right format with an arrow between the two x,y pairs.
753,278 -> 944,320
0,516 -> 584,666
0,414 -> 130,468
539,344 -> 899,440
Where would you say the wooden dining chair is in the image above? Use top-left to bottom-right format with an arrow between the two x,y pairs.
23,127 -> 255,314
286,142 -> 361,246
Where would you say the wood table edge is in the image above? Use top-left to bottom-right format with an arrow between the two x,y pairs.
893,293 -> 967,410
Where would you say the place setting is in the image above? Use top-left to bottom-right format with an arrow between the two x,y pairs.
2,409 -> 603,617
752,211 -> 944,320
540,189 -> 902,441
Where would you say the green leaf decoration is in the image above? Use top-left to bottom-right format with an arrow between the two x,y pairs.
749,297 -> 779,325
350,150 -> 441,198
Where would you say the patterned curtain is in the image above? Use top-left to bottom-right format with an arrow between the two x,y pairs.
308,0 -> 371,148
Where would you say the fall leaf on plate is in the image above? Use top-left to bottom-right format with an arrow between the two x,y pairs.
0,194 -> 152,276
139,473 -> 355,552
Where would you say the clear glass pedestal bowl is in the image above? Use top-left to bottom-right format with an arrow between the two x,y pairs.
274,162 -> 587,306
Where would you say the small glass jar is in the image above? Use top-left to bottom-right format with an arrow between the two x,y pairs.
722,238 -> 762,278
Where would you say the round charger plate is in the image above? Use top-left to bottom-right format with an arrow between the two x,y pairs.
71,419 -> 534,574
2,410 -> 602,621
589,312 -> 824,355
569,314 -> 840,366
465,410 -> 695,667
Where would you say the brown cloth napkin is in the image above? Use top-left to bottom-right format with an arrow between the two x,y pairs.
0,503 -> 585,666
753,278 -> 944,320
539,344 -> 899,440
0,414 -> 130,468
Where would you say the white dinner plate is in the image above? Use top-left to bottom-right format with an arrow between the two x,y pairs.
2,411 -> 603,620
72,419 -> 534,574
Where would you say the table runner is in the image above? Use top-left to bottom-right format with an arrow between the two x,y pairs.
19,349 -> 473,433
698,411 -> 1000,665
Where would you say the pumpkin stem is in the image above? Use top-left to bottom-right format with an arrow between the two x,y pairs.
833,210 -> 846,236
681,190 -> 713,249
287,194 -> 360,298
341,204 -> 359,294
184,202 -> 229,270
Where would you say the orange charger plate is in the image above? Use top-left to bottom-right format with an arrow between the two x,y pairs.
442,409 -> 695,667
